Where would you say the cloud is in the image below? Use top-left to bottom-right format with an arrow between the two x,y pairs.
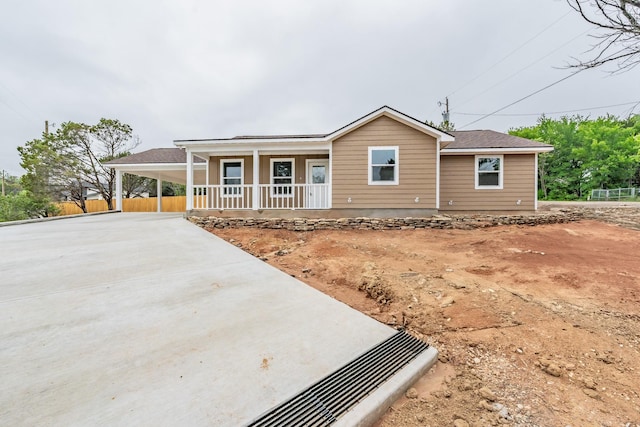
1,0 -> 638,176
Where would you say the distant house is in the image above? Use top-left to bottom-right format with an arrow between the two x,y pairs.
107,106 -> 552,217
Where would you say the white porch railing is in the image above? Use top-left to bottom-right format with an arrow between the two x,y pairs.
193,185 -> 253,210
192,184 -> 329,210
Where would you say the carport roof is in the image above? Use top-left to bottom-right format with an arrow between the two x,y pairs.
106,148 -> 205,165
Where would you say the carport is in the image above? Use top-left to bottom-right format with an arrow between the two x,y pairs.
106,148 -> 205,212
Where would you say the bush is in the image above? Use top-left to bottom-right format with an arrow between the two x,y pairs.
0,191 -> 58,222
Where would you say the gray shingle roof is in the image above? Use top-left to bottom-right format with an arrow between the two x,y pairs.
106,148 -> 204,165
446,130 -> 551,149
109,128 -> 552,167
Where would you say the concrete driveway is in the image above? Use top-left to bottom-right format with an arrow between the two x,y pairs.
0,213 -> 434,426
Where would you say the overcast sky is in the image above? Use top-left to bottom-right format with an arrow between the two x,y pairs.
2,0 -> 639,176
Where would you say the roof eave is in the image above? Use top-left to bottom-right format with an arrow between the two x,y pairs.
440,146 -> 554,155
174,137 -> 328,147
105,163 -> 206,170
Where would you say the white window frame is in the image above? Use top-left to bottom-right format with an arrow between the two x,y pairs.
270,158 -> 295,198
368,146 -> 399,185
475,155 -> 503,190
220,159 -> 244,197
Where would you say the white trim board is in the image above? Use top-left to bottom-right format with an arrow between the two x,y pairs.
441,147 -> 553,155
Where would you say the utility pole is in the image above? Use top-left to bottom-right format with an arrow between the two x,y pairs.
45,120 -> 49,136
1,170 -> 5,196
435,97 -> 452,130
440,97 -> 450,126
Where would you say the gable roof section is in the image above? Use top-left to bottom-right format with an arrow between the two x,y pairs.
442,130 -> 553,153
173,106 -> 455,146
327,106 -> 455,143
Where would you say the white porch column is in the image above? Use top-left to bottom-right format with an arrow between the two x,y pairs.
534,153 -> 539,210
206,156 -> 210,186
157,176 -> 162,212
328,143 -> 333,209
186,149 -> 194,210
435,140 -> 441,210
115,169 -> 123,211
252,149 -> 259,210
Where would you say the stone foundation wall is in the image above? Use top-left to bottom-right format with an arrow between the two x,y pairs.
189,211 -> 584,231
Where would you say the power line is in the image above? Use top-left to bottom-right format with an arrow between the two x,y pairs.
455,29 -> 590,110
0,81 -> 42,123
0,95 -> 34,124
446,10 -> 572,99
453,101 -> 640,117
458,69 -> 584,129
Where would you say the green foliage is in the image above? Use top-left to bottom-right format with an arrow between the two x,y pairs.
164,182 -> 186,196
510,114 -> 640,200
0,191 -> 58,222
122,173 -> 154,198
147,181 -> 186,197
426,119 -> 455,131
17,118 -> 139,212
1,173 -> 22,195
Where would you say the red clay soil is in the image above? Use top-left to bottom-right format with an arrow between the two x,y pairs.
208,215 -> 640,427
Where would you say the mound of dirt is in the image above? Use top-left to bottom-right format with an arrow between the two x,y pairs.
207,211 -> 640,427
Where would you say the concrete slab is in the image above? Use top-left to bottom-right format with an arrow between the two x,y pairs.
0,213 -> 402,426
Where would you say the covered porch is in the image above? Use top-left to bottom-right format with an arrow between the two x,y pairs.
182,139 -> 332,212
108,143 -> 332,213
192,182 -> 330,210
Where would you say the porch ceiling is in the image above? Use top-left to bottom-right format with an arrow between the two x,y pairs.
111,164 -> 206,185
187,141 -> 331,158
192,149 -> 330,158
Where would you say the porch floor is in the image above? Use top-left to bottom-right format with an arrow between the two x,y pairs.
188,207 -> 439,219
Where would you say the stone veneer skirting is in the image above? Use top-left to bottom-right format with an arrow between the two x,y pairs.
189,211 -> 584,231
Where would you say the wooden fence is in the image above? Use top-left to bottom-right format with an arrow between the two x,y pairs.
57,196 -> 187,215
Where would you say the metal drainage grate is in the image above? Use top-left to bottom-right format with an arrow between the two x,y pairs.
246,330 -> 430,427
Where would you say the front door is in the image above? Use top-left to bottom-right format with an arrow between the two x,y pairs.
306,160 -> 329,208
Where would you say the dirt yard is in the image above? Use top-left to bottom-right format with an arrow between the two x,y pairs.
206,208 -> 640,427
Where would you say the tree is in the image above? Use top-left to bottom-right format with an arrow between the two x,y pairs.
18,119 -> 140,212
572,115 -> 640,188
0,191 -> 58,222
1,172 -> 22,196
510,114 -> 640,200
66,119 -> 140,209
18,135 -> 73,213
148,181 -> 186,197
93,119 -> 142,206
122,173 -> 153,198
426,119 -> 456,131
512,116 -> 587,199
567,0 -> 640,71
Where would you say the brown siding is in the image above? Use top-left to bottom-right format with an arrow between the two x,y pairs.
208,154 -> 329,185
208,156 -> 253,185
259,154 -> 328,184
258,154 -> 329,208
439,154 -> 536,211
331,115 -> 438,209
